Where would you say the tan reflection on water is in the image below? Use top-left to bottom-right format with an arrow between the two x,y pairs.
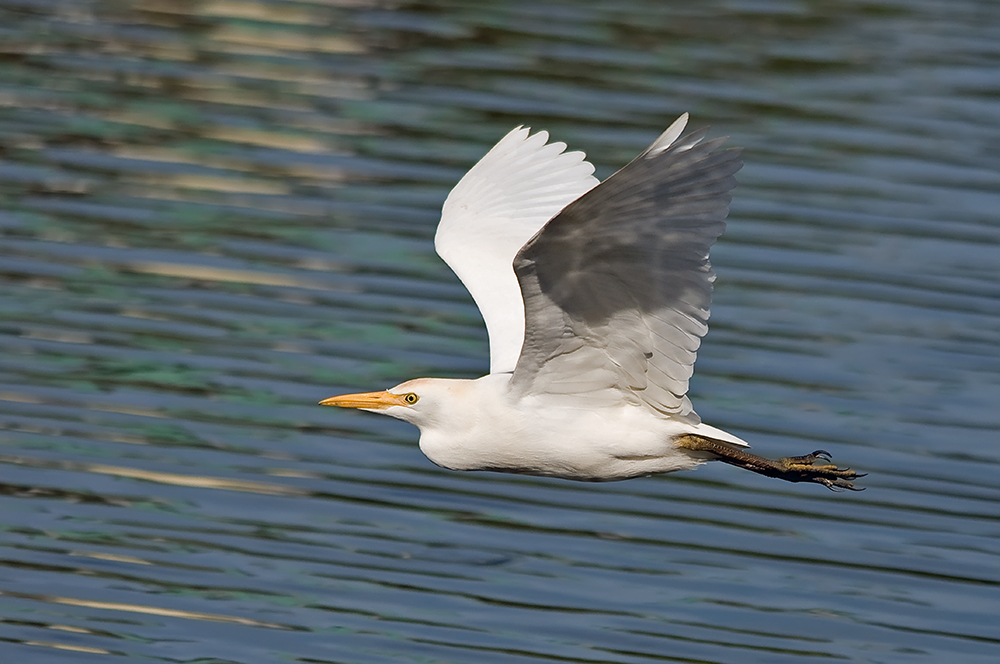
20,640 -> 113,655
0,590 -> 291,629
125,261 -> 334,288
0,455 -> 306,496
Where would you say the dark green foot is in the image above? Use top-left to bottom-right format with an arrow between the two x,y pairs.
676,437 -> 866,492
772,449 -> 866,491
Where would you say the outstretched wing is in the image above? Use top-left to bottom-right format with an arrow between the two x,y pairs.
435,127 -> 599,374
510,115 -> 743,421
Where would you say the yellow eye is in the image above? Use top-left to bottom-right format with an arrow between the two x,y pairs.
403,393 -> 419,405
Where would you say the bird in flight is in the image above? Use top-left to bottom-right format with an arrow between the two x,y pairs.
321,114 -> 863,491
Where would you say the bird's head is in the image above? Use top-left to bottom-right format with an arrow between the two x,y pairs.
321,375 -> 509,471
319,378 -> 450,428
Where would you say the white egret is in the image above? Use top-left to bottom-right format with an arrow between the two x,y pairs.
321,115 -> 863,491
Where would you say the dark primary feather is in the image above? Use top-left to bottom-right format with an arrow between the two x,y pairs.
510,129 -> 743,418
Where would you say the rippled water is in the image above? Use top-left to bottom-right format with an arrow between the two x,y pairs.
1,1 -> 999,662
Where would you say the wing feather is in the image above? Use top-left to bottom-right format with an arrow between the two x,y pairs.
435,127 -> 599,374
510,118 -> 743,420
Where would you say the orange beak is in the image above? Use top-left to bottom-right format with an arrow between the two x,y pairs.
319,391 -> 407,410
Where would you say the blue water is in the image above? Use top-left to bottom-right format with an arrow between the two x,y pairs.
1,0 -> 998,662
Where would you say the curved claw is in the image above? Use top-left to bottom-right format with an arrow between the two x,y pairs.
819,477 -> 866,492
811,450 -> 832,461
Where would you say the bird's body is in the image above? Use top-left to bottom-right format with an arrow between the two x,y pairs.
387,374 -> 745,481
322,115 -> 863,490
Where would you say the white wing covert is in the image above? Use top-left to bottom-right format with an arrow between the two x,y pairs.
435,127 -> 599,374
510,118 -> 743,421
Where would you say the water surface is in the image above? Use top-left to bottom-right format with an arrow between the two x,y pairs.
1,1 -> 999,662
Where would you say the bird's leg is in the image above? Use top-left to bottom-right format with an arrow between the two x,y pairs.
675,435 -> 865,491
